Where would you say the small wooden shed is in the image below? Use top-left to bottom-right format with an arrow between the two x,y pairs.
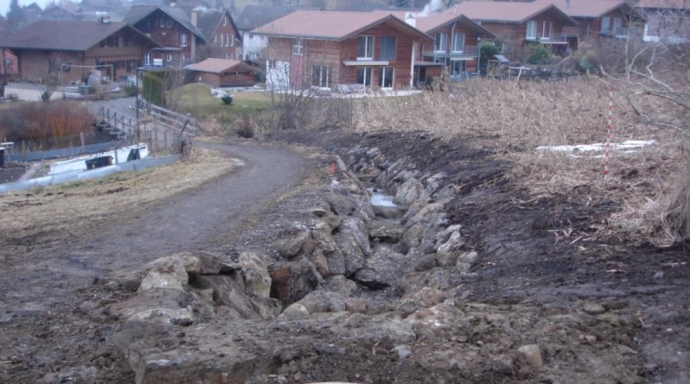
185,58 -> 259,87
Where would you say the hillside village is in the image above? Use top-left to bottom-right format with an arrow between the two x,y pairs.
0,0 -> 687,93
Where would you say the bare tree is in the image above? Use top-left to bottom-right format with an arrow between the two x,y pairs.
600,6 -> 690,136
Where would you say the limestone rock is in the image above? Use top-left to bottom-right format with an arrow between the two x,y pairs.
130,307 -> 195,327
293,290 -> 346,314
238,252 -> 271,298
423,172 -> 447,195
345,298 -> 367,314
324,193 -> 357,216
323,275 -> 358,297
517,344 -> 543,368
372,205 -> 407,219
457,251 -> 478,264
138,258 -> 189,292
369,222 -> 404,243
334,217 -> 371,276
583,302 -> 606,315
278,230 -> 312,259
280,303 -> 309,321
354,246 -> 407,289
269,260 -> 320,305
394,178 -> 426,206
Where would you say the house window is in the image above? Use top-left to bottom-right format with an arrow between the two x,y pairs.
356,67 -> 372,86
292,39 -> 303,55
379,66 -> 394,88
226,34 -> 230,47
144,53 -> 151,66
312,66 -> 330,87
223,16 -> 227,26
541,21 -> 552,40
160,15 -> 171,28
357,36 -> 374,60
180,34 -> 188,47
229,34 -> 234,46
601,16 -> 611,33
380,36 -> 396,60
613,17 -> 623,34
100,39 -> 105,48
214,35 -> 218,43
123,36 -> 129,47
526,20 -> 538,40
434,32 -> 447,52
452,32 -> 465,52
220,34 -> 224,46
450,60 -> 465,76
166,54 -> 173,62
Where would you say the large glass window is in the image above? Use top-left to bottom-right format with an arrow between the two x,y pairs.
356,67 -> 372,86
357,36 -> 374,60
542,21 -> 552,39
601,16 -> 611,33
434,32 -> 447,52
292,39 -> 303,55
379,66 -> 394,88
452,32 -> 465,52
312,66 -> 331,87
380,36 -> 396,60
526,20 -> 537,40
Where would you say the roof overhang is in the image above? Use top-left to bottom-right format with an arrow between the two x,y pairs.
425,15 -> 496,39
343,60 -> 390,66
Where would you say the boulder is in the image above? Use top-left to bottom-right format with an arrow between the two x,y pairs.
280,303 -> 309,321
423,172 -> 447,195
138,259 -> 188,292
324,193 -> 357,216
323,275 -> 358,297
369,222 -> 404,243
345,298 -> 367,314
372,205 -> 407,219
269,259 -> 320,305
109,253 -> 202,292
278,229 -> 313,259
394,178 -> 427,206
333,217 -> 371,276
130,307 -> 195,327
293,290 -> 346,314
354,246 -> 407,290
437,231 -> 466,255
583,302 -> 606,315
238,252 -> 271,298
517,344 -> 543,368
434,224 -> 462,248
195,274 -> 257,319
457,251 -> 478,264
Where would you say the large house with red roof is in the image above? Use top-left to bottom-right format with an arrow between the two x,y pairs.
251,10 -> 433,92
636,0 -> 690,43
383,10 -> 495,82
453,1 -> 579,60
0,20 -> 161,83
559,0 -> 643,46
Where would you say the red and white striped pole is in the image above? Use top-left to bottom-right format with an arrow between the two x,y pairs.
604,87 -> 614,179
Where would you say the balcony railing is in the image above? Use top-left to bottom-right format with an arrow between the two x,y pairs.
600,27 -> 632,38
422,45 -> 478,60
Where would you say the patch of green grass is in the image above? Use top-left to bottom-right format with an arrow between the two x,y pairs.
171,83 -> 272,119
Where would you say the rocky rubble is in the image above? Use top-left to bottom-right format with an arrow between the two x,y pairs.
95,141 -> 646,383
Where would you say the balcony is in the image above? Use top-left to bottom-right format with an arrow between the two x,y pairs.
600,27 -> 632,38
422,45 -> 478,60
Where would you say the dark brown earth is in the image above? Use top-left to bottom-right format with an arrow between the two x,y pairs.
272,129 -> 690,384
0,130 -> 688,384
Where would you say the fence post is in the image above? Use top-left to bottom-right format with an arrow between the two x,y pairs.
80,132 -> 85,153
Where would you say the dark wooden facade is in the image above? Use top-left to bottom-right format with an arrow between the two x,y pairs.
564,7 -> 634,44
131,9 -> 201,67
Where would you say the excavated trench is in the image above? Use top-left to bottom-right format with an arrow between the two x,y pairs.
91,136 -> 656,384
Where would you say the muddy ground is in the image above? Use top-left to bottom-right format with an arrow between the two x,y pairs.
0,130 -> 688,384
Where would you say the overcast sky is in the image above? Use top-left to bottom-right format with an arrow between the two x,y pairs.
1,0 -> 53,19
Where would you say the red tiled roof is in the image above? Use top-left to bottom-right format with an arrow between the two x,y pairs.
451,1 -> 579,25
543,0 -> 634,18
635,0 -> 690,9
251,10 -> 432,41
185,58 -> 258,74
379,10 -> 496,37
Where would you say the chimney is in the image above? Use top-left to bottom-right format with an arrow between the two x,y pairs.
191,10 -> 198,27
565,0 -> 570,10
405,12 -> 416,28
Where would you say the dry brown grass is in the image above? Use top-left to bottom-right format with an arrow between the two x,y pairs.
350,79 -> 688,246
0,148 -> 238,245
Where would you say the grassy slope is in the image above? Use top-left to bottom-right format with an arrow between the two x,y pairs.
172,83 -> 272,119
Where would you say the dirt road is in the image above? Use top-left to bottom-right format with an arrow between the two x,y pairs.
0,142 -> 307,383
